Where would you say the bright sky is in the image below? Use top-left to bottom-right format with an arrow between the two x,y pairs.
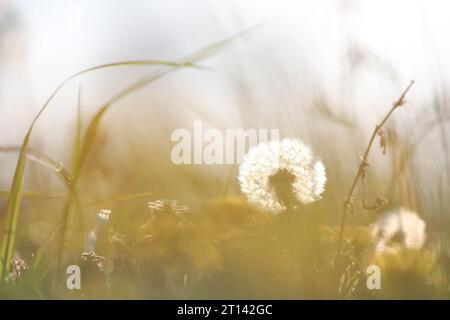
1,0 -> 449,208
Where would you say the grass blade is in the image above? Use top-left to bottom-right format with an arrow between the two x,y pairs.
0,26 -> 261,281
0,59 -> 194,280
0,146 -> 27,280
0,146 -> 75,186
0,191 -> 65,200
75,26 -> 262,178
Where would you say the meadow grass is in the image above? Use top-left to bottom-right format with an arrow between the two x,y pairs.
0,31 -> 449,300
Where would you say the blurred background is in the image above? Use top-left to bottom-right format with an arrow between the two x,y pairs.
0,0 -> 449,299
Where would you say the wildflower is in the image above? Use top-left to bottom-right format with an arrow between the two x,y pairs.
97,209 -> 111,222
81,251 -> 105,272
138,199 -> 191,239
148,199 -> 190,216
6,258 -> 27,282
85,209 -> 112,252
371,207 -> 426,254
238,138 -> 326,213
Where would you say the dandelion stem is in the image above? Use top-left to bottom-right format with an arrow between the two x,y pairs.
336,80 -> 415,255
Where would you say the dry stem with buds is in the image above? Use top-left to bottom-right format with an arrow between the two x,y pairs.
336,80 -> 415,254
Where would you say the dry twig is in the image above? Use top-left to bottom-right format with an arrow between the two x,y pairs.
336,80 -> 415,254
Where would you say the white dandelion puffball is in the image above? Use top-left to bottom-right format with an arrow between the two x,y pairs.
371,207 -> 426,254
238,138 -> 327,213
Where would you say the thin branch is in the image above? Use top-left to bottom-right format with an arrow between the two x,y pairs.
336,80 -> 415,254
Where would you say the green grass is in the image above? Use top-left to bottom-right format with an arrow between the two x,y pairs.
0,28 -> 260,296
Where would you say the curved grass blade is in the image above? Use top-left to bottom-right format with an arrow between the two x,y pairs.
0,59 -> 194,280
0,146 -> 75,186
57,26 -> 261,270
0,25 -> 262,280
0,191 -> 65,200
75,25 -> 263,179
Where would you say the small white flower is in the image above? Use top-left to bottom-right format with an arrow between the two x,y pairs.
148,199 -> 189,215
97,209 -> 111,222
238,138 -> 326,213
85,209 -> 111,252
371,207 -> 426,254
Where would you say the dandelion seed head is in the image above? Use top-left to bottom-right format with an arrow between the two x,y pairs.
238,138 -> 327,213
371,207 -> 426,254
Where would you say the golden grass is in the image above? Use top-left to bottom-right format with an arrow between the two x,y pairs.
0,32 -> 449,300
